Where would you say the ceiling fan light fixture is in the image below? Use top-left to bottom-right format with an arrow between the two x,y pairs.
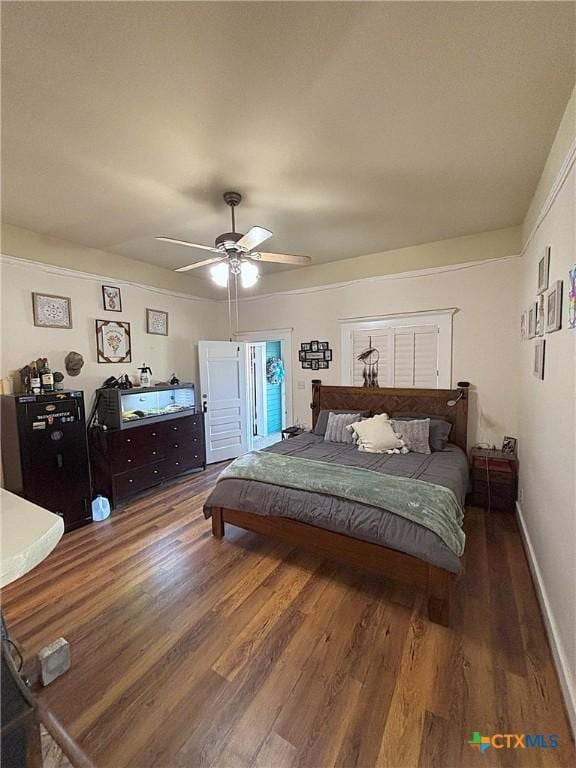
210,261 -> 229,287
240,260 -> 259,288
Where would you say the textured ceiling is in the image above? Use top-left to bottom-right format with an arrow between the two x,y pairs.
2,1 -> 575,277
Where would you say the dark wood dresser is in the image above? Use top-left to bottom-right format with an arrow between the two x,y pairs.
89,412 -> 205,508
469,447 -> 518,512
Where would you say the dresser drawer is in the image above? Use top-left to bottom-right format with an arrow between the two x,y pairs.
112,425 -> 165,452
163,454 -> 204,479
114,461 -> 165,498
114,444 -> 166,473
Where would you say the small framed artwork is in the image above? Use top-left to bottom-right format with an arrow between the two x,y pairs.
318,360 -> 329,369
310,340 -> 319,352
536,294 -> 545,336
318,341 -> 329,351
537,246 -> 550,295
298,350 -> 305,362
102,285 -> 122,312
324,349 -> 332,362
300,342 -> 311,351
96,320 -> 132,363
502,436 -> 517,455
302,360 -> 312,369
146,308 -> 169,336
533,339 -> 545,380
520,310 -> 528,340
527,303 -> 537,339
545,280 -> 563,333
569,266 -> 576,329
311,359 -> 320,370
32,293 -> 72,329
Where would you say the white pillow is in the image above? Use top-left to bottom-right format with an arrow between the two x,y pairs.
347,413 -> 406,453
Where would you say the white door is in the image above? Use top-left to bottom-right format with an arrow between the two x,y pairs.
199,341 -> 250,464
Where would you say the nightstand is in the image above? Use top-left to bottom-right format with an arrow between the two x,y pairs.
469,448 -> 519,513
281,426 -> 305,440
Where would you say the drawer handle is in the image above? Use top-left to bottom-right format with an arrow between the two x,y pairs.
152,432 -> 157,437
175,461 -> 180,466
127,459 -> 132,463
153,469 -> 159,475
193,438 -> 198,443
129,479 -> 134,484
173,443 -> 179,448
152,451 -> 157,456
126,438 -> 132,443
194,454 -> 198,459
173,426 -> 178,431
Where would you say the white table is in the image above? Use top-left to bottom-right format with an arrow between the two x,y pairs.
0,489 -> 64,588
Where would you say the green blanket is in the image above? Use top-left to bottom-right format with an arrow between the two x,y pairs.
219,451 -> 465,557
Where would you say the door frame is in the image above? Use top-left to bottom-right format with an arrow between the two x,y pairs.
247,341 -> 268,438
234,328 -> 293,431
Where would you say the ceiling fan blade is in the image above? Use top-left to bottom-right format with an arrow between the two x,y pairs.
250,251 -> 312,266
156,237 -> 220,253
174,257 -> 225,273
236,226 -> 273,252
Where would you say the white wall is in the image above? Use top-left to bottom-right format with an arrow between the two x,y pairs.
234,255 -> 521,448
0,256 -> 225,413
517,153 -> 576,725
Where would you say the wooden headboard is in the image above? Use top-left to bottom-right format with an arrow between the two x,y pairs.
311,382 -> 469,451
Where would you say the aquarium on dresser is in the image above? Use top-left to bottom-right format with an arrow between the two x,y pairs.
96,383 -> 197,429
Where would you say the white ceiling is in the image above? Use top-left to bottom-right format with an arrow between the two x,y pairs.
2,1 -> 575,277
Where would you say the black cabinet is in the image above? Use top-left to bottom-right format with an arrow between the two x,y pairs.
89,412 -> 206,508
1,391 -> 92,531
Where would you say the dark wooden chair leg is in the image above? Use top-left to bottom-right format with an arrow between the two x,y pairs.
427,567 -> 451,626
211,508 -> 225,539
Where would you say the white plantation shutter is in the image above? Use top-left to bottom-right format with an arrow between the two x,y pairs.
344,318 -> 444,388
351,330 -> 392,386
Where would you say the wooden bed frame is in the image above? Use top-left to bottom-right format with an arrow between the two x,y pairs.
211,381 -> 469,626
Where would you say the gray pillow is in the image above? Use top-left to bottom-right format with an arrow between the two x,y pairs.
324,412 -> 362,443
391,413 -> 452,452
391,419 -> 431,454
314,409 -> 369,436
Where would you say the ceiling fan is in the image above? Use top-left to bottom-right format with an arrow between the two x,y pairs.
156,191 -> 311,288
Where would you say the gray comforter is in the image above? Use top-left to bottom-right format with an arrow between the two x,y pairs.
203,433 -> 469,573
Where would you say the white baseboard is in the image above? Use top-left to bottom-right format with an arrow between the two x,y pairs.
516,501 -> 576,737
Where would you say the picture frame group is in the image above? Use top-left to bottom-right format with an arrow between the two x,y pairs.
299,341 -> 332,370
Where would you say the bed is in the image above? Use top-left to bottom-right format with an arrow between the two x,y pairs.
204,382 -> 469,625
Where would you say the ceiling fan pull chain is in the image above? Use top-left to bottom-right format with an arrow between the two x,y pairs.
227,272 -> 233,341
235,272 -> 239,333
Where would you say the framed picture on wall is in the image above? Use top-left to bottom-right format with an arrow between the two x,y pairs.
102,285 -> 122,312
527,303 -> 537,339
32,293 -> 72,329
545,280 -> 562,332
146,308 -> 168,336
533,339 -> 545,380
537,246 -> 550,295
96,320 -> 132,363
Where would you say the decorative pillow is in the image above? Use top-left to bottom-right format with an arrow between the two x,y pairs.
391,413 -> 452,452
347,414 -> 405,453
314,409 -> 369,436
391,419 -> 431,454
324,412 -> 362,443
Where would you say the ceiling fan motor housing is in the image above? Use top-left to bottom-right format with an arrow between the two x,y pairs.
215,231 -> 243,251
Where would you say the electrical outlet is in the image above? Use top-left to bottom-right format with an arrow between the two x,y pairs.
297,380 -> 305,390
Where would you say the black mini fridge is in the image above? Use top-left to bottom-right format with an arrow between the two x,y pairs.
1,390 -> 92,531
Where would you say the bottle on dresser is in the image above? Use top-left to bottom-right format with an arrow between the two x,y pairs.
40,359 -> 54,392
30,362 -> 41,394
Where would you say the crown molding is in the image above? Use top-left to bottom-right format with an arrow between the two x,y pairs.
521,136 -> 576,257
223,253 -> 520,303
0,253 -> 214,303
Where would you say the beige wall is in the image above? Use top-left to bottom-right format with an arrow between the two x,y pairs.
252,226 -> 521,296
234,255 -> 521,448
517,144 -> 576,721
0,256 -> 225,412
1,223 -> 217,299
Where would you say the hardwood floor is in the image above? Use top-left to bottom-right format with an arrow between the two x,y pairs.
2,465 -> 574,768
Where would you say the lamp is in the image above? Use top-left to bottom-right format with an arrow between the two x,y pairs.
210,261 -> 229,287
447,381 -> 470,407
240,260 -> 259,288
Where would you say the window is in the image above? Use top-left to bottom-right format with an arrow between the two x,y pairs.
341,310 -> 454,388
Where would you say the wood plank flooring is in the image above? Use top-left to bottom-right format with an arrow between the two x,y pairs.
2,464 -> 574,768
